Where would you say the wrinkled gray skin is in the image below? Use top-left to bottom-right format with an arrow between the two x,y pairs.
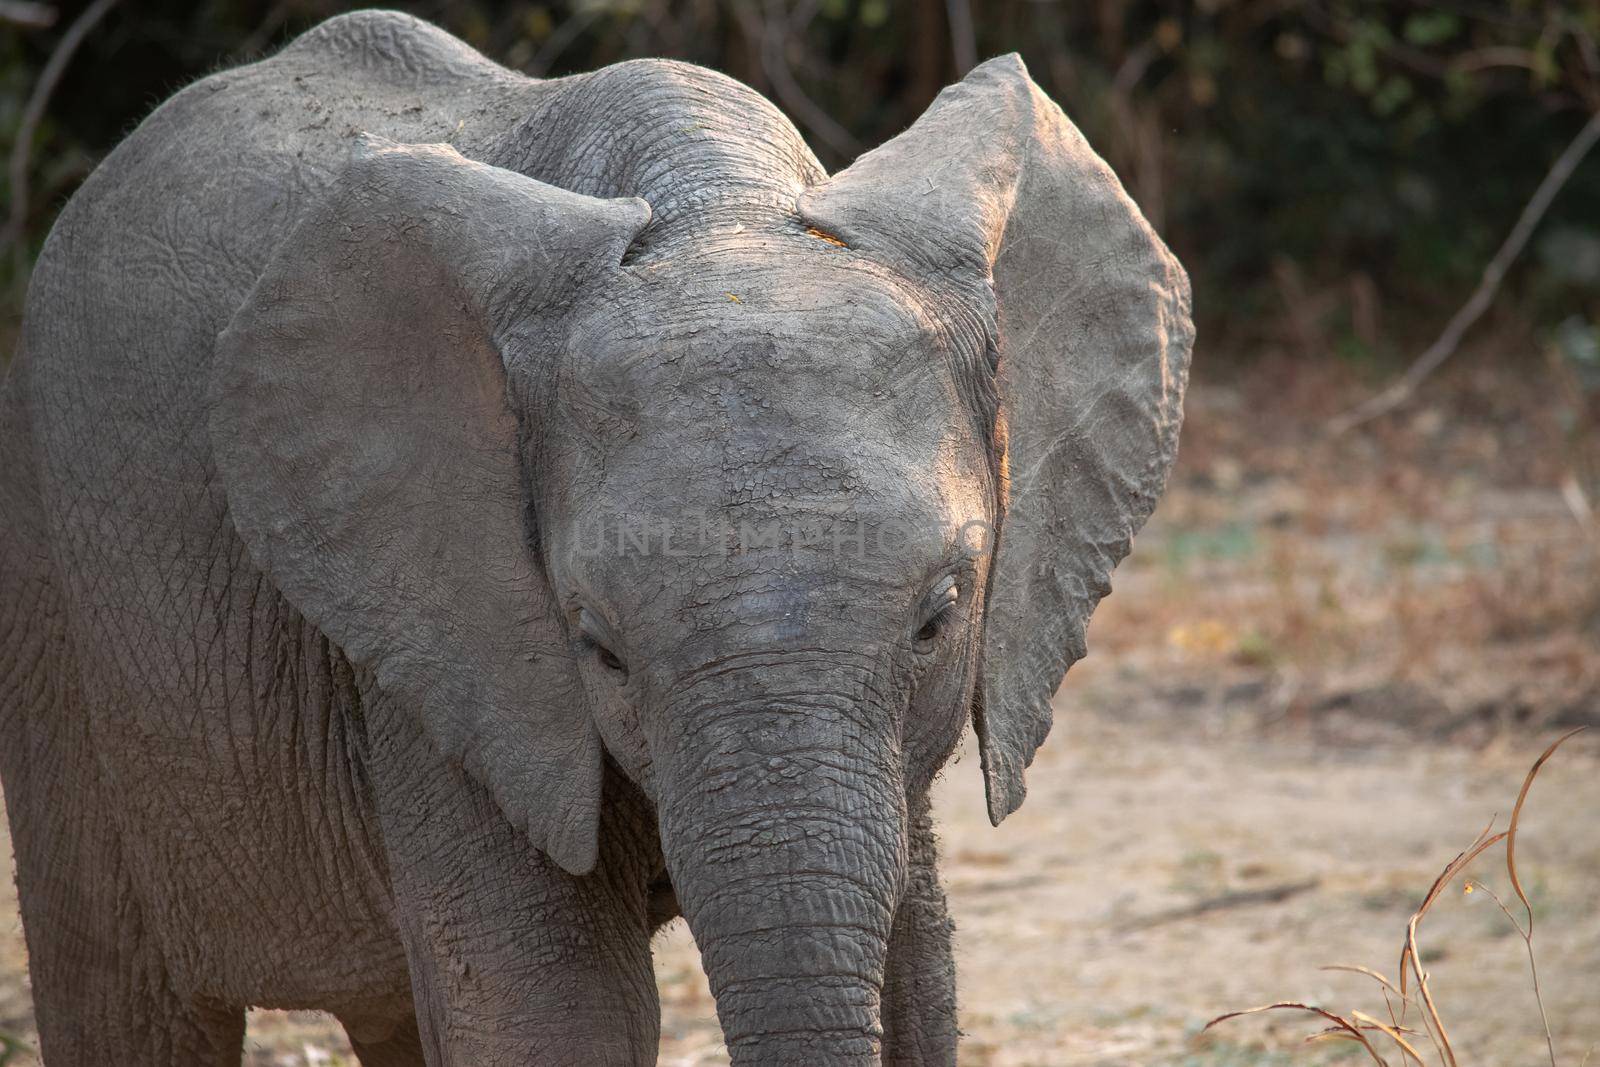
0,11 -> 1191,1066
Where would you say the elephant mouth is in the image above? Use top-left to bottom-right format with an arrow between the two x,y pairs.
646,871 -> 681,930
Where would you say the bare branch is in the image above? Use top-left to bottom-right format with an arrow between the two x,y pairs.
526,5 -> 603,78
1,0 -> 118,272
1450,46 -> 1537,73
944,0 -> 976,76
230,0 -> 296,61
1329,108 -> 1600,435
731,0 -> 860,161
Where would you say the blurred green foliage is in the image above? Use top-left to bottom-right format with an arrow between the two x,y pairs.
2,0 -> 1599,359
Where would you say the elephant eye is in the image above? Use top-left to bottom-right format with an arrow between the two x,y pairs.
914,580 -> 960,648
578,608 -> 629,680
592,642 -> 627,675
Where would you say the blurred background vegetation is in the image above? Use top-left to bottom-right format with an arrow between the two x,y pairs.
3,8 -> 1600,1063
2,0 -> 1599,369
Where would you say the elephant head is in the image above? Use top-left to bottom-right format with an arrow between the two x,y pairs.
210,54 -> 1190,1065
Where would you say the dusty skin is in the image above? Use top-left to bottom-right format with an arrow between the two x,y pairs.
0,13 -> 1191,1059
5,364 -> 1597,1065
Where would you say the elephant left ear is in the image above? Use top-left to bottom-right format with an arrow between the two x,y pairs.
211,137 -> 651,875
800,55 -> 1193,826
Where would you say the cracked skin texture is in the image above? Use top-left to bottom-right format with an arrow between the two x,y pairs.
0,9 -> 1190,1066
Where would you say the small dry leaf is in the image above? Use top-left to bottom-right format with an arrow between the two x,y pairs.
804,226 -> 847,248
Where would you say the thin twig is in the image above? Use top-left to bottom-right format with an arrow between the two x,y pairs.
1209,736 -> 1584,1065
230,0 -> 295,61
1575,19 -> 1600,78
1451,45 -> 1537,73
1329,108 -> 1600,435
525,5 -> 602,78
1399,818 -> 1510,1067
1106,40 -> 1163,228
1320,964 -> 1419,1033
1203,1003 -> 1391,1066
1560,472 -> 1599,543
728,0 -> 859,161
758,0 -> 860,160
944,0 -> 976,76
1466,880 -> 1554,1067
1,0 -> 118,272
1351,1010 -> 1428,1067
1504,727 -> 1587,1067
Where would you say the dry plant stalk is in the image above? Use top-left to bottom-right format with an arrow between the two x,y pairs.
1201,727 -> 1588,1066
1328,110 -> 1600,436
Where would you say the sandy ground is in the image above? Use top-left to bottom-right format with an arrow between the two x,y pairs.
3,709 -> 1593,1066
3,366 -> 1598,1064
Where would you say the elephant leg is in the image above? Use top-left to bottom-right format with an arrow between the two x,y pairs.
2,631 -> 244,1065
22,876 -> 244,1067
35,974 -> 243,1067
880,792 -> 959,1066
344,1011 -> 427,1067
363,699 -> 660,1066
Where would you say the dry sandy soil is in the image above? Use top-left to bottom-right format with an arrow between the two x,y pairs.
3,361 -> 1598,1065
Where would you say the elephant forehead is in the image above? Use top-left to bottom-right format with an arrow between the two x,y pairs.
546,259 -> 993,593
608,430 -> 951,522
566,261 -> 951,397
583,359 -> 962,528
556,285 -> 970,489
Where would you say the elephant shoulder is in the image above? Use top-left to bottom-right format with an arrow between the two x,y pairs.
15,18 -> 538,546
32,13 -> 534,301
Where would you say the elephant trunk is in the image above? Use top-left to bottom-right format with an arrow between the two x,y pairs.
655,672 -> 906,1066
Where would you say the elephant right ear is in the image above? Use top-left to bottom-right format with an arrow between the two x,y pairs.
210,137 -> 651,876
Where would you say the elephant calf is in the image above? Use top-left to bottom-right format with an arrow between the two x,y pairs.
0,10 -> 1191,1066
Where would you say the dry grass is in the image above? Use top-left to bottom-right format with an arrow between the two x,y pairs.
1200,728 -> 1590,1066
1088,340 -> 1600,750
